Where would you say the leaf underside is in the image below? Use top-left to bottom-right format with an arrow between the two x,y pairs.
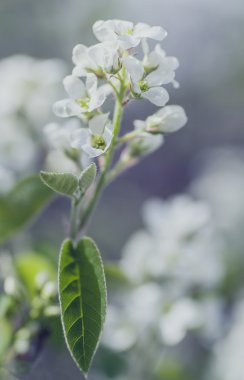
40,171 -> 78,196
59,238 -> 107,376
79,163 -> 97,195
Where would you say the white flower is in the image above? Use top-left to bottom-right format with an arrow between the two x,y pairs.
44,119 -> 82,150
53,74 -> 106,117
93,20 -> 167,50
102,305 -> 137,352
159,298 -> 202,345
0,117 -> 36,172
143,44 -> 179,86
142,195 -> 211,240
134,105 -> 187,134
123,56 -> 169,106
71,113 -> 113,157
123,131 -> 163,160
72,42 -> 120,77
0,55 -> 66,125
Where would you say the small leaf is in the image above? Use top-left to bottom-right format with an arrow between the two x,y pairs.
59,238 -> 107,376
40,171 -> 78,197
0,175 -> 53,244
79,163 -> 97,195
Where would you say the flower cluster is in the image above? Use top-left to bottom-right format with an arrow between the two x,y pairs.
51,19 -> 187,167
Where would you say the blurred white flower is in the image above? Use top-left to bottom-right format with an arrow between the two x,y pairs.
0,55 -> 66,126
134,105 -> 187,134
123,55 -> 170,106
53,74 -> 107,117
142,195 -> 211,240
93,20 -> 166,50
191,148 -> 244,234
44,119 -> 82,150
103,305 -> 137,351
209,299 -> 244,380
0,117 -> 36,172
71,113 -> 113,157
159,298 -> 202,345
123,132 -> 164,160
72,42 -> 120,77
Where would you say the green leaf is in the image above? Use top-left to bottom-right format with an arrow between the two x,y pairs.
59,238 -> 107,376
0,176 -> 53,244
40,171 -> 78,197
0,318 -> 12,361
15,252 -> 56,298
79,163 -> 97,195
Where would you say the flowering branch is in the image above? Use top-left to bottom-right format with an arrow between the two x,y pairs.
39,18 -> 187,377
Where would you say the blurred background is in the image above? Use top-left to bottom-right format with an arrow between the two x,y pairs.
0,0 -> 244,379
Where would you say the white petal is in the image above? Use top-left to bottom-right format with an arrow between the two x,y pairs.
82,144 -> 103,158
72,65 -> 87,77
86,73 -> 97,96
103,123 -> 113,146
52,99 -> 81,117
70,128 -> 89,149
63,75 -> 86,99
134,23 -> 167,41
147,65 -> 176,86
93,20 -> 117,42
89,113 -> 109,135
123,56 -> 144,82
72,44 -> 87,65
133,120 -> 146,131
117,35 -> 139,49
142,87 -> 169,106
88,88 -> 106,111
156,105 -> 187,132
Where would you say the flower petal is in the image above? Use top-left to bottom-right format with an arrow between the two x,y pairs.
86,73 -> 97,96
143,87 -> 169,106
72,44 -> 87,65
52,99 -> 81,117
134,23 -> 167,41
156,105 -> 187,132
89,113 -> 109,135
63,75 -> 86,99
123,56 -> 144,82
70,128 -> 89,149
88,88 -> 106,111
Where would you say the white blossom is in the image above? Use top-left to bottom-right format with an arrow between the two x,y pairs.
0,55 -> 66,126
71,113 -> 113,157
53,74 -> 106,117
123,56 -> 169,106
93,20 -> 167,50
72,42 -> 120,77
134,105 -> 187,134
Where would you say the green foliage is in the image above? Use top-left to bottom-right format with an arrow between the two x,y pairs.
0,318 -> 12,362
40,171 -> 78,197
59,238 -> 107,376
15,252 -> 56,298
0,176 -> 53,244
79,163 -> 97,195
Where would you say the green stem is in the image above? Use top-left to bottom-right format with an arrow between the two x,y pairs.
70,198 -> 79,242
78,97 -> 124,231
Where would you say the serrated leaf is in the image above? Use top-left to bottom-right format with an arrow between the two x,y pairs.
79,163 -> 96,195
40,171 -> 78,197
59,238 -> 107,376
0,176 -> 53,244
